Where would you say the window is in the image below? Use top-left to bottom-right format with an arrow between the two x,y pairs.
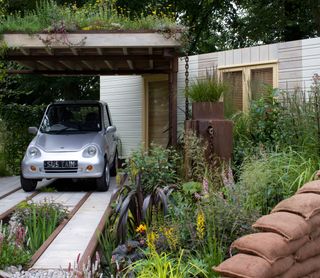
219,63 -> 277,112
223,70 -> 243,113
251,68 -> 273,100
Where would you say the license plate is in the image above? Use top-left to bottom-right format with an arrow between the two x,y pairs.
44,160 -> 78,169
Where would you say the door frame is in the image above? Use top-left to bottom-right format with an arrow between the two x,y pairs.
142,74 -> 169,147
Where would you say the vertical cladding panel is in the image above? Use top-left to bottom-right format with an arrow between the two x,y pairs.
278,40 -> 303,92
198,52 -> 218,77
268,43 -> 279,60
259,45 -> 269,61
177,55 -> 199,133
250,46 -> 259,62
233,49 -> 242,65
241,48 -> 251,64
225,50 -> 234,65
100,76 -> 143,157
302,37 -> 320,92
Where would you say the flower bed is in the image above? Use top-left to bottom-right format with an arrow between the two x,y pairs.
0,200 -> 67,270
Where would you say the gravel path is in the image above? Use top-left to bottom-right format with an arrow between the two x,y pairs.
1,267 -> 72,278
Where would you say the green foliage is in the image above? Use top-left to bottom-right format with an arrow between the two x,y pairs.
0,103 -> 45,173
0,119 -> 10,176
97,218 -> 116,276
0,221 -> 31,269
113,173 -> 175,244
238,149 -> 319,215
128,249 -> 207,278
13,200 -> 67,253
165,189 -> 259,276
125,145 -> 179,194
233,79 -> 320,178
181,181 -> 202,196
184,132 -> 223,191
186,77 -> 227,103
0,0 -> 179,33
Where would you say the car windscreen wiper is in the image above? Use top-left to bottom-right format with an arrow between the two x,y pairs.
52,127 -> 81,134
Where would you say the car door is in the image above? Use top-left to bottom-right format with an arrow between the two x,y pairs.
103,104 -> 117,162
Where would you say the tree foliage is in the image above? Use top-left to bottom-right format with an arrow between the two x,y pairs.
117,0 -> 320,53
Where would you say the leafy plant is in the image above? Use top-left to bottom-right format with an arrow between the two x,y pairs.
181,181 -> 202,197
113,173 -> 175,244
127,248 -> 207,278
186,77 -> 228,103
97,218 -> 117,276
12,200 -> 67,253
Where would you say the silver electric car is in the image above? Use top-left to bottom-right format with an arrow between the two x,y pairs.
20,100 -> 117,192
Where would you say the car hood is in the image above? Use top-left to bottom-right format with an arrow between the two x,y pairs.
35,132 -> 101,152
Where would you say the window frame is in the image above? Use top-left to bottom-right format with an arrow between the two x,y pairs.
218,61 -> 278,111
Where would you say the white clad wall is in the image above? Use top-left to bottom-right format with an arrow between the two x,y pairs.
100,76 -> 143,157
218,44 -> 278,67
177,55 -> 199,133
278,40 -> 303,92
198,52 -> 219,77
302,37 -> 320,91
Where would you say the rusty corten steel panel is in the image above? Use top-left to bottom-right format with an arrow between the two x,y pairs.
192,102 -> 224,120
185,119 -> 233,161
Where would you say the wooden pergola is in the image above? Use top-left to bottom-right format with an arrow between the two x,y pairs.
3,31 -> 181,145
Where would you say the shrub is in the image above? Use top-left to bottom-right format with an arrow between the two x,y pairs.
0,119 -> 10,176
0,103 -> 45,174
124,145 -> 179,194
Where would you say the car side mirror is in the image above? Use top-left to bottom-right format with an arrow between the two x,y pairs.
28,127 -> 38,135
106,126 -> 116,133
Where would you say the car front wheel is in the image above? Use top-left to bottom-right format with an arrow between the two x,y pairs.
96,159 -> 110,191
20,174 -> 37,192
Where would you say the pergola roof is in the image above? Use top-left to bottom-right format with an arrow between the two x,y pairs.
3,31 -> 181,75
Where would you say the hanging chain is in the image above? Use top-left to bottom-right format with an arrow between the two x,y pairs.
185,55 -> 190,120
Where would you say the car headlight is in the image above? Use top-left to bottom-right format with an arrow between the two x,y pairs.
83,145 -> 97,158
27,146 -> 41,158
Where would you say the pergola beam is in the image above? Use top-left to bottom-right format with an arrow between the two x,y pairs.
6,54 -> 167,61
7,69 -> 169,75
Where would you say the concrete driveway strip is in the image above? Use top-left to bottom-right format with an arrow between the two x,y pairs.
32,178 -> 116,269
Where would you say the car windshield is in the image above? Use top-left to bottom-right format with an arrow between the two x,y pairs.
39,104 -> 102,134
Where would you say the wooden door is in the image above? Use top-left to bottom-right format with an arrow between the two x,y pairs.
148,81 -> 169,147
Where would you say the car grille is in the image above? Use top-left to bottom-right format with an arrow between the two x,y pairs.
44,169 -> 78,173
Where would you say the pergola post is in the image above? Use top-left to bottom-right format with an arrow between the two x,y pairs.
168,56 -> 178,146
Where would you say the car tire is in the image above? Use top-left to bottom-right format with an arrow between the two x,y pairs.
96,159 -> 110,191
110,152 -> 118,177
20,174 -> 37,192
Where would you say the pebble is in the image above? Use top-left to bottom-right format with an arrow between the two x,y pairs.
2,268 -> 73,278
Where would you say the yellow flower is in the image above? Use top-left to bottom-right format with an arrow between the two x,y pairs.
147,231 -> 158,250
136,224 -> 147,234
162,227 -> 178,250
82,26 -> 92,31
196,210 -> 205,240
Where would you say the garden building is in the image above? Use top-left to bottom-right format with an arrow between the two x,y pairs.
101,36 -> 320,156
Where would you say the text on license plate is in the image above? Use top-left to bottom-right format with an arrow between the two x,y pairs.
44,160 -> 78,169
